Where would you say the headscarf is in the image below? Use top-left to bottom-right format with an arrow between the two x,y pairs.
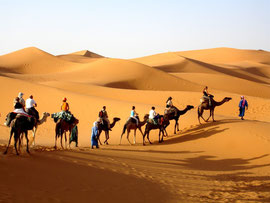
93,121 -> 98,127
18,92 -> 24,98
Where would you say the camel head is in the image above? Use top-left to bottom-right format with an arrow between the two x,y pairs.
143,114 -> 149,121
224,97 -> 232,102
187,105 -> 194,110
113,117 -> 121,122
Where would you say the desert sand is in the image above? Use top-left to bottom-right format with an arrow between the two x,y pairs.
0,47 -> 270,202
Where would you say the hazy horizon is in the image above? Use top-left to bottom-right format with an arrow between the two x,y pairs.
1,0 -> 269,58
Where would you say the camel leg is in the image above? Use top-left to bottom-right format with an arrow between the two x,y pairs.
127,130 -> 132,145
133,129 -> 137,145
68,131 -> 71,149
54,134 -> 57,149
138,128 -> 143,141
212,110 -> 216,122
120,132 -> 124,145
143,131 -> 146,146
164,128 -> 168,137
18,133 -> 22,153
25,131 -> 30,154
205,111 -> 211,122
60,131 -> 64,149
4,128 -> 14,154
64,132 -> 67,149
147,132 -> 152,144
14,132 -> 19,155
32,127 -> 37,146
98,133 -> 102,146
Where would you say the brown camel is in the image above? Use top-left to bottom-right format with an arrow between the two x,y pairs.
55,117 -> 79,149
143,115 -> 166,145
164,105 -> 194,134
4,115 -> 35,155
198,97 -> 232,124
98,117 -> 120,145
4,112 -> 50,155
120,114 -> 148,145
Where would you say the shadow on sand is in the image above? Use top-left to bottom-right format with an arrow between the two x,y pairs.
149,119 -> 241,145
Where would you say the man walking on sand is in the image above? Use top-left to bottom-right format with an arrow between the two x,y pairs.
239,96 -> 248,120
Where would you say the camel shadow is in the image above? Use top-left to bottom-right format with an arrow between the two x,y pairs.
172,154 -> 270,171
100,148 -> 204,154
150,119 -> 241,145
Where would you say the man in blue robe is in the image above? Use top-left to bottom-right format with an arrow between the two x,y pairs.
91,122 -> 99,148
239,96 -> 248,120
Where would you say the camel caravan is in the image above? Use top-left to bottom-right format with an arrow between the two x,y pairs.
3,87 -> 232,155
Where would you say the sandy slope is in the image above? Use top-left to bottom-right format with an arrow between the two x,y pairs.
0,47 -> 270,202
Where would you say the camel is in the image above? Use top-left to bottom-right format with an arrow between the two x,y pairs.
4,115 -> 35,155
97,117 -> 120,145
198,97 -> 232,124
54,117 -> 79,149
4,112 -> 50,155
143,116 -> 166,145
164,105 -> 194,134
120,114 -> 148,145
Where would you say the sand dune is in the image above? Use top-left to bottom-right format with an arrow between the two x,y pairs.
0,46 -> 270,202
57,50 -> 104,63
0,47 -> 78,74
176,47 -> 270,64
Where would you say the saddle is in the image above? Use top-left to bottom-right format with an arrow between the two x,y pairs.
148,116 -> 164,126
200,95 -> 214,105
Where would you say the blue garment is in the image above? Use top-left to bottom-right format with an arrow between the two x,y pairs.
239,99 -> 248,117
130,110 -> 135,117
91,126 -> 99,147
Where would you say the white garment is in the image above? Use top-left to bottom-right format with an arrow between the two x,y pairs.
149,109 -> 156,119
167,100 -> 173,107
26,98 -> 36,109
13,108 -> 28,116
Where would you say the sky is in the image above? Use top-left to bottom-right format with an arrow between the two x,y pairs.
0,0 -> 269,58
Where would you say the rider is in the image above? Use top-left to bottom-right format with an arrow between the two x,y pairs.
26,95 -> 39,120
165,96 -> 177,116
5,97 -> 28,126
99,106 -> 111,130
149,106 -> 159,125
61,97 -> 70,112
203,86 -> 212,106
130,106 -> 139,126
17,92 -> 25,110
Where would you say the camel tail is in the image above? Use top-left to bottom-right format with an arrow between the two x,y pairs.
122,124 -> 127,135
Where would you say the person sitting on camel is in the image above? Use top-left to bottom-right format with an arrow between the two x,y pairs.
26,95 -> 39,120
149,106 -> 159,125
164,96 -> 177,116
202,86 -> 212,106
17,92 -> 25,110
130,106 -> 139,126
61,97 -> 70,112
99,106 -> 111,131
5,97 -> 28,127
